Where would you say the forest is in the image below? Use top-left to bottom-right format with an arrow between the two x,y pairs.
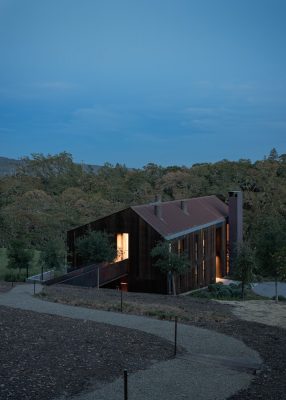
0,149 -> 286,278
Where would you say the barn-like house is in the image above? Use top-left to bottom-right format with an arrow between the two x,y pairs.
67,191 -> 242,294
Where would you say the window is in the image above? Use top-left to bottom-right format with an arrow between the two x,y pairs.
178,239 -> 182,254
195,235 -> 199,261
115,233 -> 129,261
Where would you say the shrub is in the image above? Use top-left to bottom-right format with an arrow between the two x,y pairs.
230,288 -> 242,298
229,283 -> 239,289
208,283 -> 221,293
4,272 -> 26,282
216,286 -> 233,299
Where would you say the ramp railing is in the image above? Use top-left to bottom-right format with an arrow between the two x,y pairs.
44,260 -> 128,288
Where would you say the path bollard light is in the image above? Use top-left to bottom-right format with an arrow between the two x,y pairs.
33,280 -> 36,294
124,369 -> 128,400
174,316 -> 178,357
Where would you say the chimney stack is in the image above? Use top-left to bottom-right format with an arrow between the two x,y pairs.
228,191 -> 243,274
154,194 -> 162,218
154,204 -> 162,219
180,200 -> 188,214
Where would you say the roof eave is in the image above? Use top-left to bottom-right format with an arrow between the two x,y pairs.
163,218 -> 226,241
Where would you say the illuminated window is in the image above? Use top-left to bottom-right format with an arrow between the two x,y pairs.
115,233 -> 129,261
178,239 -> 182,254
226,223 -> 230,274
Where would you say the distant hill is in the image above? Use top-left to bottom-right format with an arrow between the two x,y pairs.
81,163 -> 102,173
0,157 -> 22,175
0,156 -> 101,176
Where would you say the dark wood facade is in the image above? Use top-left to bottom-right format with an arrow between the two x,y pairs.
67,207 -> 228,294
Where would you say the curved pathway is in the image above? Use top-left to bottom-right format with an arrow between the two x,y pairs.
0,284 -> 262,400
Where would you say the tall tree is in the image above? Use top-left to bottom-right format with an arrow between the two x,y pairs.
234,241 -> 256,300
17,152 -> 85,194
75,230 -> 117,265
7,240 -> 33,279
40,239 -> 66,274
253,214 -> 286,277
268,148 -> 279,162
151,241 -> 190,295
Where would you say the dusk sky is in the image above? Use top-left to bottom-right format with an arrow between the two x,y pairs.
0,0 -> 285,167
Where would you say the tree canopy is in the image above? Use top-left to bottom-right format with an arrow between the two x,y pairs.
0,149 -> 285,282
75,231 -> 117,265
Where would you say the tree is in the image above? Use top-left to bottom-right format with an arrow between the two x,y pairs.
268,148 -> 279,162
233,242 -> 256,300
40,239 -> 66,275
17,152 -> 85,194
253,215 -> 286,276
151,241 -> 190,295
272,247 -> 286,302
75,230 -> 117,265
7,240 -> 33,279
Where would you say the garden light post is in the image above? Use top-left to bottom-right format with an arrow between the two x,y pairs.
174,316 -> 178,356
124,370 -> 128,400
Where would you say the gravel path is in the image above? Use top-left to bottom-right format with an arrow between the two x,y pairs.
0,284 -> 261,400
0,306 -> 173,400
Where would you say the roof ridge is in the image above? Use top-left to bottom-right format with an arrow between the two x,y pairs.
131,195 -> 218,209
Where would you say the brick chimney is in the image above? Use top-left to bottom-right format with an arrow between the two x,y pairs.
228,191 -> 243,274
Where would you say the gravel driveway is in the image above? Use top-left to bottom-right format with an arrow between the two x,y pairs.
0,284 -> 261,400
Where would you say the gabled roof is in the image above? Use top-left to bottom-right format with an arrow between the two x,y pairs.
131,196 -> 228,240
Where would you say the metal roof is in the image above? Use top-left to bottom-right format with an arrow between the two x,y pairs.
131,195 -> 228,240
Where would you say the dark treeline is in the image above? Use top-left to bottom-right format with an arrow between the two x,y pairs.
0,149 -> 286,276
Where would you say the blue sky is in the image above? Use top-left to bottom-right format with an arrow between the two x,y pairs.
0,0 -> 285,167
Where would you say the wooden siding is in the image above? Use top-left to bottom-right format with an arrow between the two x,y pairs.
67,208 -> 167,294
67,209 -> 227,294
174,223 -> 226,294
